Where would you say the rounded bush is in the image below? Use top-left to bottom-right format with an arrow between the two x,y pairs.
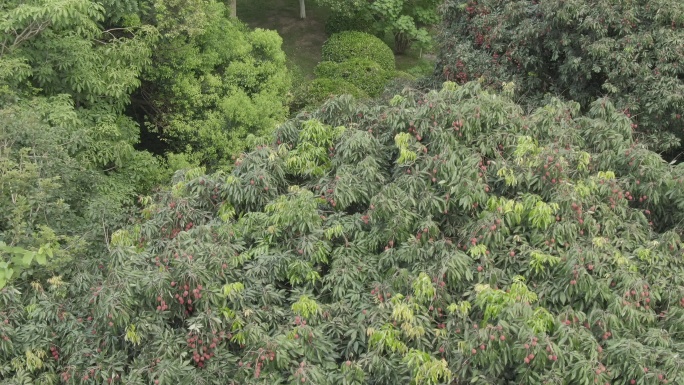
314,58 -> 394,97
322,31 -> 396,71
293,77 -> 368,110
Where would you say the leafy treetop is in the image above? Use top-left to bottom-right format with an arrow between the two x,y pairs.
436,0 -> 684,152
3,82 -> 684,384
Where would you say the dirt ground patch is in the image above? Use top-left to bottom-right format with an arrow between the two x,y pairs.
238,0 -> 330,78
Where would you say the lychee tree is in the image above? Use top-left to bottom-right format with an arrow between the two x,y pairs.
3,81 -> 684,384
436,0 -> 684,153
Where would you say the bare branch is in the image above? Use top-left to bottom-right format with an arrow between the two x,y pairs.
0,19 -> 51,56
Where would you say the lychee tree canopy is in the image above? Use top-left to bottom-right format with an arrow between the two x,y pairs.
436,0 -> 684,153
3,82 -> 684,384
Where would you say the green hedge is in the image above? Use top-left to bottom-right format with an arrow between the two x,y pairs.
293,77 -> 368,110
321,31 -> 395,71
314,58 -> 395,97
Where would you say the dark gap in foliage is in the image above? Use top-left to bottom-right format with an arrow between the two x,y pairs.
128,88 -> 169,157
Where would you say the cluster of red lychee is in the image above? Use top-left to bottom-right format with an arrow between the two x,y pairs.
569,264 -> 582,285
452,119 -> 463,133
370,287 -> 391,303
521,337 -> 546,363
1,319 -> 9,341
544,344 -> 558,362
49,345 -> 60,361
318,185 -> 339,207
431,273 -> 447,288
415,227 -> 434,242
623,285 -> 651,310
569,201 -> 587,228
382,239 -> 394,251
148,357 -> 161,374
407,121 -> 423,141
539,155 -> 566,185
361,214 -> 370,225
186,332 -> 220,368
248,175 -> 271,193
60,371 -> 72,382
171,282 -> 203,315
477,159 -> 489,178
238,347 -> 276,379
470,325 -> 507,355
152,255 -> 171,269
155,295 -> 169,312
293,361 -> 310,383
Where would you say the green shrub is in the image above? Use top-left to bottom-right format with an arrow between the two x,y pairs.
393,71 -> 416,81
293,77 -> 368,110
324,11 -> 376,36
405,58 -> 435,78
314,58 -> 395,96
322,31 -> 396,71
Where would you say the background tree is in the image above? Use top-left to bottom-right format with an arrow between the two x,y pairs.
0,0 -> 193,290
436,0 -> 684,153
300,0 -> 306,18
321,31 -> 396,70
314,58 -> 395,96
135,0 -> 292,167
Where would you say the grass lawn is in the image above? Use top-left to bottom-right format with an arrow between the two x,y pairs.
237,0 -> 435,79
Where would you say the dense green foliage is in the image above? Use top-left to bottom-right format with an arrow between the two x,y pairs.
314,58 -> 395,97
292,77 -> 368,111
138,0 -> 291,166
3,0 -> 684,384
324,10 -> 375,36
0,0 -> 154,110
436,0 -> 684,152
321,31 -> 396,71
0,0 -> 291,301
298,32 -> 398,109
5,81 -> 684,384
316,0 -> 441,53
0,0 -> 171,289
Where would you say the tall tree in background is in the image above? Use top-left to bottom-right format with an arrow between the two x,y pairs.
135,0 -> 292,167
229,0 -> 237,17
0,0 -> 166,216
300,0 -> 307,18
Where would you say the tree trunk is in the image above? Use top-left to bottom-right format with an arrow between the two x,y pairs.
230,0 -> 237,18
299,0 -> 306,19
394,32 -> 411,54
